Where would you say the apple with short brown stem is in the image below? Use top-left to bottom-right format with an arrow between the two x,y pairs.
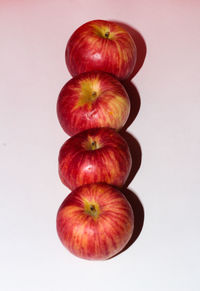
56,183 -> 134,260
57,71 -> 130,136
58,127 -> 132,190
66,19 -> 137,80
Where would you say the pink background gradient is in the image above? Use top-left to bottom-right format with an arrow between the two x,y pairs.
0,1 -> 200,290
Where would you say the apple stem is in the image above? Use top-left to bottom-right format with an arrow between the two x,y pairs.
90,205 -> 95,211
91,141 -> 97,150
105,31 -> 110,38
90,205 -> 97,217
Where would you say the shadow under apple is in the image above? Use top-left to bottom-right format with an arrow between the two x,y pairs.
122,80 -> 141,130
120,130 -> 142,187
108,188 -> 144,259
107,20 -> 146,259
107,131 -> 143,259
111,20 -> 147,80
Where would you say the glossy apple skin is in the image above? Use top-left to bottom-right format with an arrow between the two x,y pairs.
58,127 -> 132,190
57,71 -> 130,136
56,183 -> 134,260
66,20 -> 137,80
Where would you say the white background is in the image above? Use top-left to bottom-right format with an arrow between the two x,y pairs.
0,1 -> 199,290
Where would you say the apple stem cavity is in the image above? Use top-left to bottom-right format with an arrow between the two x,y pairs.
90,91 -> 97,102
82,137 -> 102,151
84,202 -> 99,219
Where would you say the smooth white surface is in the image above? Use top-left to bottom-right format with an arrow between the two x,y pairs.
0,1 -> 199,290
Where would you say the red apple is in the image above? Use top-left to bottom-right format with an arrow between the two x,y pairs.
57,71 -> 130,136
58,127 -> 132,190
66,19 -> 137,80
56,183 -> 134,260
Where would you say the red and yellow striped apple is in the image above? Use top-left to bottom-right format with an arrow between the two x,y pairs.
58,127 -> 132,190
56,183 -> 134,260
66,19 -> 137,80
57,71 -> 130,136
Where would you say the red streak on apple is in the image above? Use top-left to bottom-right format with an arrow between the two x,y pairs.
56,183 -> 134,260
58,127 -> 132,190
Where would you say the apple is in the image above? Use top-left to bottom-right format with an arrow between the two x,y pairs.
65,19 -> 137,80
57,71 -> 130,136
58,127 -> 132,190
56,183 -> 134,260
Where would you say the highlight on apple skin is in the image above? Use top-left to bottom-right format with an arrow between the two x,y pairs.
65,19 -> 137,80
57,71 -> 130,136
58,127 -> 132,190
56,183 -> 134,260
